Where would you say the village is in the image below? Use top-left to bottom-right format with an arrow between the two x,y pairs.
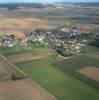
0,2 -> 99,100
0,24 -> 98,58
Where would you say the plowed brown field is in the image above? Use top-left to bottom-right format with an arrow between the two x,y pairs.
0,79 -> 57,100
0,18 -> 54,37
78,66 -> 99,82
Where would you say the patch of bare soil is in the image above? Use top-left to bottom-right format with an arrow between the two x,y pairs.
0,79 -> 57,100
0,18 -> 55,37
78,66 -> 99,82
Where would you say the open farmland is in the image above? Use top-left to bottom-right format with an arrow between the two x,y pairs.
2,45 -> 99,100
0,79 -> 57,100
0,55 -> 25,80
0,5 -> 99,37
7,51 -> 53,63
0,3 -> 99,100
15,58 -> 99,100
0,46 -> 57,100
0,45 -> 32,81
0,45 -> 32,55
0,6 -> 56,37
54,54 -> 99,89
78,66 -> 99,82
3,45 -> 53,63
0,18 -> 54,37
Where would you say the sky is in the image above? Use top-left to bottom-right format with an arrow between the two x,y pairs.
0,0 -> 99,3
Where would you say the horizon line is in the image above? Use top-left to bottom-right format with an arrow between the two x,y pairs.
0,2 -> 99,4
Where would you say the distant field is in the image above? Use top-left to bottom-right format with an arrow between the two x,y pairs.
69,16 -> 99,24
0,7 -> 56,37
0,6 -> 98,37
0,18 -> 54,37
15,58 -> 99,100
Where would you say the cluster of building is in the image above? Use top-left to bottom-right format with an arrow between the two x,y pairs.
0,33 -> 16,47
0,25 -> 95,57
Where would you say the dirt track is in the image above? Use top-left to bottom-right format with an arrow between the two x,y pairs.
0,79 -> 57,100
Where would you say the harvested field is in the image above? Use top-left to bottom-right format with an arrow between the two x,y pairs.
0,79 -> 57,100
0,55 -> 24,80
78,67 -> 99,82
7,52 -> 52,63
0,18 -> 55,37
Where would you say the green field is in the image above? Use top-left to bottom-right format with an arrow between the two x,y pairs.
69,16 -> 99,24
80,45 -> 99,58
0,45 -> 32,56
2,45 -> 99,100
54,45 -> 99,89
15,58 -> 99,100
0,45 -> 52,56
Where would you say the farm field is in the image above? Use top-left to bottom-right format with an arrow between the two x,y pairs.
0,55 -> 24,80
0,4 -> 99,100
0,47 -> 57,100
15,58 -> 99,100
54,54 -> 99,89
0,45 -> 32,56
80,45 -> 99,58
7,51 -> 53,63
3,45 -> 53,63
0,44 -> 53,55
0,6 -> 98,37
0,79 -> 57,100
0,18 -> 54,37
78,66 -> 99,82
3,45 -> 99,100
1,37 -> 99,100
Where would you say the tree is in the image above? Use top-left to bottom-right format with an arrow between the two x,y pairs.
90,35 -> 99,47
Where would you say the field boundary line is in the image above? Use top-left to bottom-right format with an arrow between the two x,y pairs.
29,79 -> 58,100
0,55 -> 27,78
0,55 -> 58,100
